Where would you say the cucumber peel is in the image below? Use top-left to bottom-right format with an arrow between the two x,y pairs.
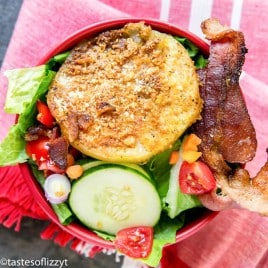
69,164 -> 161,235
80,160 -> 152,182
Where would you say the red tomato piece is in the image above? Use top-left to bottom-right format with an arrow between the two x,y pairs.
114,226 -> 153,259
26,136 -> 50,161
179,160 -> 216,195
36,100 -> 54,128
38,160 -> 65,174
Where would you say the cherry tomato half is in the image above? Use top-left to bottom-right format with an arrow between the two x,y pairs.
36,100 -> 54,128
179,160 -> 216,195
114,226 -> 153,259
26,136 -> 50,161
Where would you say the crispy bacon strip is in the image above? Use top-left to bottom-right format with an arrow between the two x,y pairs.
194,18 -> 257,163
48,137 -> 69,170
193,18 -> 268,215
25,125 -> 60,141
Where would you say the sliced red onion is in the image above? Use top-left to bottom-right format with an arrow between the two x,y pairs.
198,187 -> 233,211
44,174 -> 71,204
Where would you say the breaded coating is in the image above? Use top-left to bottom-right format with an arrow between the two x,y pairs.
47,22 -> 202,163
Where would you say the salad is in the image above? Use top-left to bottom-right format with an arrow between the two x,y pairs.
0,25 -> 214,267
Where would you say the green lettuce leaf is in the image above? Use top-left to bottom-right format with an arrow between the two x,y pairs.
94,230 -> 115,241
45,51 -> 70,72
4,66 -> 48,114
195,54 -> 209,69
164,152 -> 202,218
145,139 -> 181,200
174,36 -> 199,58
51,203 -> 74,225
0,125 -> 28,165
175,36 -> 208,68
145,138 -> 201,218
16,69 -> 56,132
164,184 -> 202,218
0,66 -> 56,166
142,213 -> 184,267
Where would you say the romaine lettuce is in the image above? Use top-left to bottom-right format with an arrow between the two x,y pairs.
0,51 -> 70,167
4,66 -> 49,114
0,66 -> 56,166
175,36 -> 208,68
142,214 -> 184,267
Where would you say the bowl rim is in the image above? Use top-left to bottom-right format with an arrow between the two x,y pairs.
20,17 -> 217,249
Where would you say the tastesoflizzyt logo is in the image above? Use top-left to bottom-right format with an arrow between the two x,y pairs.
0,257 -> 68,267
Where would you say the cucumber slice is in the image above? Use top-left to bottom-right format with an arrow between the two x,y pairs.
69,164 -> 161,235
80,160 -> 104,170
81,160 -> 152,181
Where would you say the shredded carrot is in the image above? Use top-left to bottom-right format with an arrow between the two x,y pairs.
181,134 -> 202,163
66,165 -> 83,179
182,151 -> 202,163
182,133 -> 201,152
169,151 -> 179,165
169,134 -> 202,165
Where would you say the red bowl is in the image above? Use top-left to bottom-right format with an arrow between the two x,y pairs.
20,18 -> 218,249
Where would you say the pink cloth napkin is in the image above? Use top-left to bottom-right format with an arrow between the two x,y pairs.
1,0 -> 268,267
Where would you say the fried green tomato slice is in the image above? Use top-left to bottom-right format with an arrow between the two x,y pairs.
47,22 -> 202,163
